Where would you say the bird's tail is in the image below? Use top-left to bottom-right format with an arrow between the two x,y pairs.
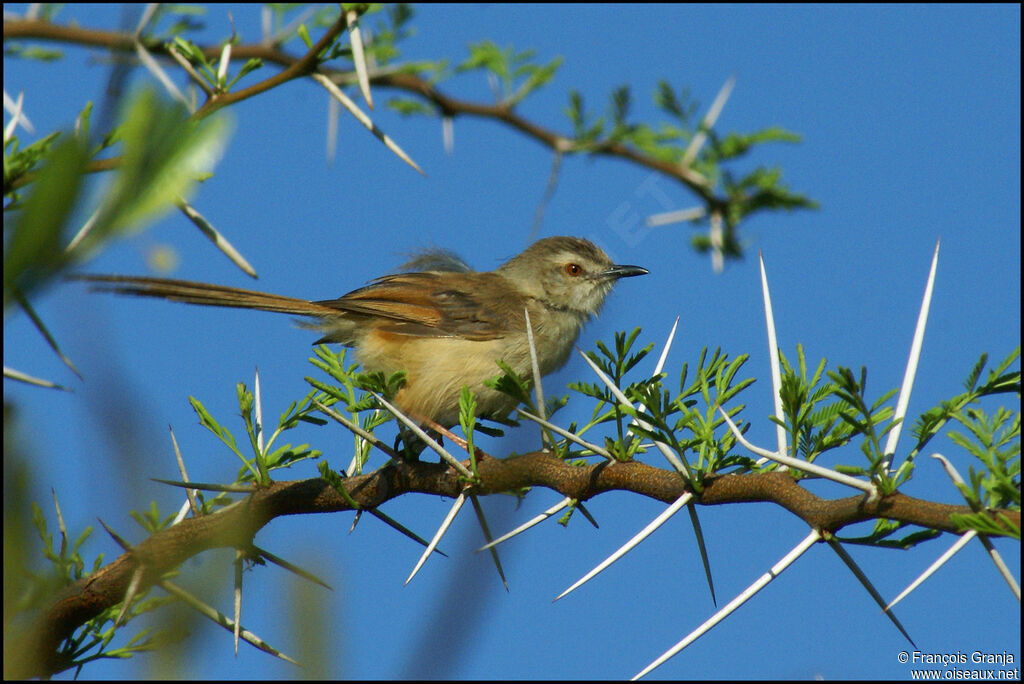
68,274 -> 340,318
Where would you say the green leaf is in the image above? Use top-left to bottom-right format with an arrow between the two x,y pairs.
225,58 -> 264,90
3,129 -> 63,191
654,80 -> 696,123
712,127 -> 802,161
77,89 -> 231,257
387,98 -> 438,116
459,386 -> 479,476
4,44 -> 65,61
297,24 -> 314,50
950,511 -> 1019,539
485,361 -> 532,406
837,522 -> 942,549
458,40 -> 512,75
4,134 -> 88,303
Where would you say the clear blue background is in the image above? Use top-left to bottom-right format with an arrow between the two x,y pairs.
4,4 -> 1020,679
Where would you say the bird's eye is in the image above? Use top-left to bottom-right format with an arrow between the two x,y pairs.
564,263 -> 583,277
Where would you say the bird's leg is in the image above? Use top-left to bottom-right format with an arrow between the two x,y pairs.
394,426 -> 426,460
393,424 -> 449,460
424,420 -> 469,452
424,419 -> 493,467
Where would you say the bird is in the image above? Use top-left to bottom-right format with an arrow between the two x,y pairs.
73,236 -> 647,427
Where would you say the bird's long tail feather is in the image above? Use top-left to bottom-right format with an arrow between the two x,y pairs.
68,274 -> 339,318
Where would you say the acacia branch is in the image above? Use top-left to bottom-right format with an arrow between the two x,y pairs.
3,17 -> 715,201
3,16 -> 348,193
12,451 -> 1018,679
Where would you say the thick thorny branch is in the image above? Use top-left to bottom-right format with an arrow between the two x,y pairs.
13,451 -> 1018,678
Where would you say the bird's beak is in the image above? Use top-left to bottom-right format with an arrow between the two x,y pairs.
601,264 -> 648,280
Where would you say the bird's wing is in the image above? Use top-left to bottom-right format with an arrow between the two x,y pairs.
315,272 -> 524,341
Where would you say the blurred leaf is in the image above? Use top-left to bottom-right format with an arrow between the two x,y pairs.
76,88 -> 231,258
4,130 -> 63,191
387,98 -> 438,116
712,127 -> 802,161
4,44 -> 65,61
225,58 -> 264,90
654,80 -> 697,123
731,166 -> 819,211
3,135 -> 87,304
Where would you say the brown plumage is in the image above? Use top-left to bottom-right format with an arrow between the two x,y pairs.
72,237 -> 647,426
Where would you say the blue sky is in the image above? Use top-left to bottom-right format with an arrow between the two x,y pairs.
4,4 -> 1020,679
